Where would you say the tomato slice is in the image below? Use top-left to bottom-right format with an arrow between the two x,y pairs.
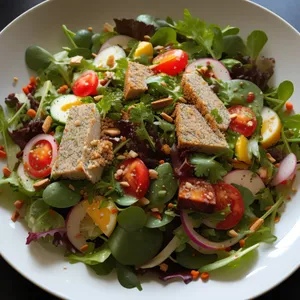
213,182 -> 245,230
118,158 -> 150,199
26,140 -> 53,178
152,49 -> 188,76
228,105 -> 257,137
72,71 -> 99,97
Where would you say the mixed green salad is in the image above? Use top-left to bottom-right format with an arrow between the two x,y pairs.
1,9 -> 299,290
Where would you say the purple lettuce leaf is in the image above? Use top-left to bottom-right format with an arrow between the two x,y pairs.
159,271 -> 193,284
26,227 -> 66,245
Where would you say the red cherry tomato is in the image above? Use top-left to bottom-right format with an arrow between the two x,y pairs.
72,71 -> 98,97
152,49 -> 188,76
228,105 -> 257,137
213,182 -> 245,230
118,158 -> 150,199
25,140 -> 53,178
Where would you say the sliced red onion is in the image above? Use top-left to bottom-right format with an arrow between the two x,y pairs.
271,153 -> 297,186
23,134 -> 58,179
185,58 -> 231,80
181,211 -> 244,250
224,170 -> 265,195
140,236 -> 181,268
100,35 -> 133,52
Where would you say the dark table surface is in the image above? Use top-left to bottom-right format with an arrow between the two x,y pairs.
0,0 -> 299,299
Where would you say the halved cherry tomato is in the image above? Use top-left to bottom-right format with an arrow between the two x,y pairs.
118,158 -> 149,199
213,182 -> 245,230
72,71 -> 98,97
228,105 -> 257,137
26,140 -> 53,178
152,49 -> 188,76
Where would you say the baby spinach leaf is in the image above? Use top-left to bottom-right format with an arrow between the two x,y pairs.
25,46 -> 53,72
223,35 -> 247,57
73,29 -> 93,49
68,48 -> 92,59
62,25 -> 77,48
222,25 -> 240,36
69,243 -> 111,265
178,41 -> 205,58
116,262 -> 142,291
231,184 -> 255,207
118,206 -> 147,232
247,30 -> 268,61
115,195 -> 138,206
91,32 -> 117,54
220,58 -> 242,70
150,27 -> 177,46
90,255 -> 115,276
210,25 -> 224,60
145,212 -> 174,228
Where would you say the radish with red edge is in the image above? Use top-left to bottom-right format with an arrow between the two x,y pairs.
271,153 -> 297,186
66,201 -> 88,251
223,170 -> 265,195
23,134 -> 58,179
180,211 -> 245,250
185,58 -> 231,80
100,35 -> 133,52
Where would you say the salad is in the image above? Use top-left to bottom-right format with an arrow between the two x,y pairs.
0,9 -> 299,290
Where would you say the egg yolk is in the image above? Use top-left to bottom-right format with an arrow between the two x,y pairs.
61,99 -> 82,111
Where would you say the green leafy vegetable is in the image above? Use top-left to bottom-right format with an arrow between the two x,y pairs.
247,30 -> 268,61
34,80 -> 52,119
91,32 -> 117,54
232,184 -> 255,207
155,116 -> 176,145
222,25 -> 240,36
0,171 -> 20,188
116,262 -> 142,291
54,125 -> 64,144
211,108 -> 223,124
117,206 -> 147,232
96,88 -> 124,117
114,195 -> 138,206
145,212 -> 174,228
68,48 -> 92,59
223,35 -> 247,57
90,255 -> 115,276
220,58 -> 242,70
255,188 -> 274,211
62,25 -> 77,48
150,28 -> 177,46
199,243 -> 260,272
69,243 -> 111,265
190,154 -> 228,183
245,227 -> 276,247
73,29 -> 93,49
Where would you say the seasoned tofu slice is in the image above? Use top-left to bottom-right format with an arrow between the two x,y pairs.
51,104 -> 113,183
124,62 -> 152,100
175,103 -> 228,154
178,178 -> 216,213
182,72 -> 230,132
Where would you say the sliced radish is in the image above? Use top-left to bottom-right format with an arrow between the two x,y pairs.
185,58 -> 231,81
100,35 -> 133,52
66,201 -> 88,251
93,45 -> 126,69
181,211 -> 244,250
17,163 -> 36,195
223,170 -> 265,195
271,153 -> 297,186
140,236 -> 181,268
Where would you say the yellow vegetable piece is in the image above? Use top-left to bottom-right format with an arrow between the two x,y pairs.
235,135 -> 252,164
134,41 -> 154,58
61,99 -> 82,112
261,107 -> 282,149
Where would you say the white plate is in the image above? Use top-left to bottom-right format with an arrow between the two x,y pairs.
0,0 -> 299,299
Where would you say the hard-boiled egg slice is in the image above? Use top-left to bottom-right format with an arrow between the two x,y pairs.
84,196 -> 118,237
134,41 -> 154,58
235,135 -> 252,164
93,45 -> 126,69
261,107 -> 282,148
50,95 -> 82,124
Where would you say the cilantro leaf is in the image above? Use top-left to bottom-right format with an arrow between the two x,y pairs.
96,88 -> 123,117
174,9 -> 223,59
155,116 -> 176,146
189,154 -> 228,183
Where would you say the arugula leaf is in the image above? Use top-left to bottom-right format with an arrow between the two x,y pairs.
255,188 -> 274,211
174,9 -> 221,59
199,243 -> 259,272
69,243 -> 111,265
0,106 -> 20,170
190,154 -> 228,183
34,81 -> 52,119
150,28 -> 177,46
116,262 -> 142,291
130,103 -> 155,150
247,30 -> 268,61
245,227 -> 277,247
222,25 -> 240,36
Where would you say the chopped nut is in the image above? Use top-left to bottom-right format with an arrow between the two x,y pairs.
161,112 -> 173,123
90,140 -> 99,146
120,181 -> 130,187
151,207 -> 160,212
274,216 -> 281,223
198,66 -> 208,75
103,22 -> 114,32
138,197 -> 150,206
2,167 -> 11,178
185,182 -> 193,189
151,97 -> 173,109
178,97 -> 187,103
149,169 -> 158,179
11,211 -> 20,222
154,45 -> 164,51
74,120 -> 81,127
92,53 -> 97,58
33,178 -> 51,191
117,155 -> 126,160
228,229 -> 239,237
128,150 -> 138,158
161,144 -> 171,155
249,218 -> 264,232
106,55 -> 115,68
258,167 -> 267,179
230,113 -> 238,119
274,163 -> 280,168
80,244 -> 89,252
114,169 -> 124,180
68,184 -> 75,191
292,187 -> 297,193
161,81 -> 168,87
144,35 -> 151,41
103,128 -> 121,137
13,77 -> 19,83
70,55 -> 83,66
266,153 -> 276,163
159,263 -> 169,272
42,116 -> 53,133
88,27 -> 93,32
159,160 -> 165,165
14,200 -> 24,210
94,95 -> 104,102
